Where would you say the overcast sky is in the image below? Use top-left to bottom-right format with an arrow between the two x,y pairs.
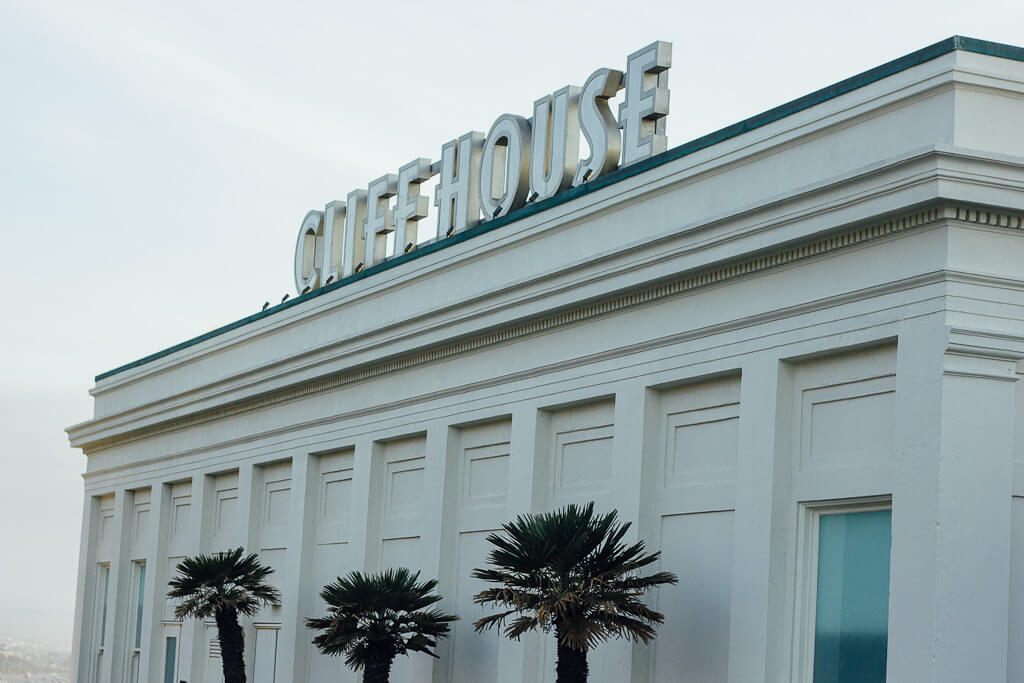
2,0 -> 1023,651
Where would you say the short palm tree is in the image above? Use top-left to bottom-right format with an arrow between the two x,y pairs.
472,502 -> 678,683
306,568 -> 457,683
166,547 -> 281,683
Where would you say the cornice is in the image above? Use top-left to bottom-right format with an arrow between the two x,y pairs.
90,36 -> 1024,385
68,203 -> 1024,453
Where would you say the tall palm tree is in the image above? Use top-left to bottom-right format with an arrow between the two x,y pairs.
166,547 -> 281,683
306,568 -> 457,683
472,502 -> 678,683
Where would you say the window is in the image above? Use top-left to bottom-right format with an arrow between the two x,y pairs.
97,564 -> 110,649
797,499 -> 892,683
134,562 -> 146,649
126,561 -> 147,683
163,636 -> 177,683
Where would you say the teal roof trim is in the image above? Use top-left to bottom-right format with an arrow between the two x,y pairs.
95,35 -> 1024,382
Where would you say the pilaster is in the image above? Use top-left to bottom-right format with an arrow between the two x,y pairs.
888,318 -> 1017,682
280,451 -> 315,683
728,354 -> 787,682
138,478 -> 167,683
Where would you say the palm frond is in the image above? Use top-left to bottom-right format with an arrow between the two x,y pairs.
472,502 -> 677,651
307,568 -> 456,672
166,548 -> 281,620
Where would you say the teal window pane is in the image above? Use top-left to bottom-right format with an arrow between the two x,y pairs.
163,636 -> 177,683
134,564 -> 146,648
99,566 -> 110,647
813,508 -> 891,683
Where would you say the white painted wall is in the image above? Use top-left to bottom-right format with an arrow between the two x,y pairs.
67,45 -> 1024,683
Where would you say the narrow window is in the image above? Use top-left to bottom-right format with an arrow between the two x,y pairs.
98,564 -> 110,648
134,563 -> 146,649
163,637 -> 177,683
812,508 -> 891,683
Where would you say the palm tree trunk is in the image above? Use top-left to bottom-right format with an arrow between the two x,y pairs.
362,652 -> 394,683
555,626 -> 589,683
215,607 -> 247,683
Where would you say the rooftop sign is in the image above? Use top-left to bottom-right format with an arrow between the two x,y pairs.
293,41 -> 672,294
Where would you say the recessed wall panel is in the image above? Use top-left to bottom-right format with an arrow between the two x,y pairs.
448,419 -> 511,683
653,511 -> 734,683
794,345 -> 897,471
547,400 -> 615,508
1009,497 -> 1024,682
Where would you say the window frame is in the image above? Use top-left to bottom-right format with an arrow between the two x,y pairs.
792,495 -> 892,683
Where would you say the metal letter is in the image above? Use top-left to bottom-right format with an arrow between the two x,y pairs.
293,210 -> 324,293
574,68 -> 623,186
530,85 -> 581,200
435,131 -> 484,236
319,200 -> 346,286
363,174 -> 398,268
394,158 -> 433,251
618,41 -> 671,167
342,189 -> 368,277
479,114 -> 532,219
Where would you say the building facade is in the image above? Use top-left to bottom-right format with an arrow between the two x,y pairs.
68,37 -> 1024,683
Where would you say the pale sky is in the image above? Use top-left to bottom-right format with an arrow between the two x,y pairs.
1,0 -> 1022,652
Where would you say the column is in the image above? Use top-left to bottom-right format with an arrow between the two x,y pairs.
607,380 -> 650,683
888,319 -> 1016,682
495,402 -> 542,683
727,353 -> 789,682
139,479 -> 168,682
282,451 -> 316,683
71,494 -> 98,682
421,422 -> 453,681
236,462 -> 258,677
99,489 -> 128,683
183,474 -> 209,681
347,436 -> 376,573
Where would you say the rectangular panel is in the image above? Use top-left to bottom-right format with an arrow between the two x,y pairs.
463,444 -> 510,511
450,531 -> 499,683
547,399 -> 615,507
132,488 -> 152,551
307,542 -> 348,682
556,427 -> 614,489
801,378 -> 895,470
1010,497 -> 1024,681
259,548 -> 287,594
97,494 -> 115,559
666,404 -> 740,485
380,536 -> 422,572
653,511 -> 734,683
317,450 -> 355,546
322,475 -> 353,523
214,490 -> 238,537
253,628 -> 279,683
134,505 -> 151,541
165,556 -> 185,619
385,459 -> 425,519
205,624 -> 224,683
264,481 -> 291,528
171,496 -> 192,538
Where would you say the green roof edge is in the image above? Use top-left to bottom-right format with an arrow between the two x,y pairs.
95,35 -> 1024,382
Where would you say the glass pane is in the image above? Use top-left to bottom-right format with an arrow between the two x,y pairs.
135,564 -> 146,648
99,566 -> 110,647
813,508 -> 891,683
163,637 -> 177,683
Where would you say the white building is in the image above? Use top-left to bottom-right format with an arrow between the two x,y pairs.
68,36 -> 1024,683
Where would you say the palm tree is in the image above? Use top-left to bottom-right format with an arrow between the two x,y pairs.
472,502 -> 678,683
166,547 -> 281,683
306,568 -> 457,683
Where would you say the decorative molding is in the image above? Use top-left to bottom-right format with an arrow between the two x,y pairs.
75,204 -> 1024,453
